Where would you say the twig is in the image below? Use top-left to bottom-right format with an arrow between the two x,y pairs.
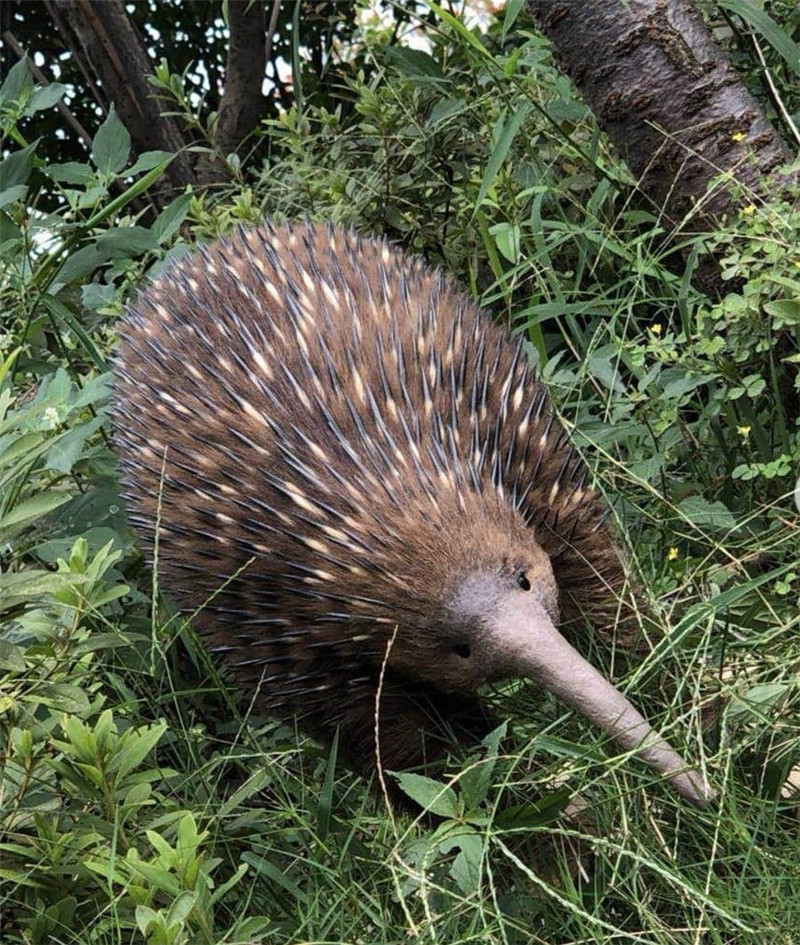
374,623 -> 400,820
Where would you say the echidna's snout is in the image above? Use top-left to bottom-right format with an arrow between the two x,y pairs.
451,568 -> 715,807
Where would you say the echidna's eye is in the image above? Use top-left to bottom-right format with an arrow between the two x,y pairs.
452,643 -> 471,659
517,572 -> 531,592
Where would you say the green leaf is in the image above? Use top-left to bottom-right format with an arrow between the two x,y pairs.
729,682 -> 791,719
24,83 -> 67,116
166,890 -> 196,926
44,416 -> 106,473
241,853 -> 305,902
384,46 -> 444,81
177,811 -> 202,852
676,496 -> 737,533
49,244 -> 107,291
0,639 -> 26,672
152,193 -> 192,244
0,209 -> 22,245
0,569 -> 85,608
316,730 -> 338,842
95,225 -> 159,258
660,370 -> 716,399
472,103 -> 531,215
0,492 -> 72,537
0,185 -> 28,210
393,772 -> 460,818
426,1 -> 491,57
91,106 -> 131,176
459,721 -> 507,810
0,56 -> 33,104
45,162 -> 94,185
428,96 -> 467,126
32,683 -> 91,713
82,283 -> 117,311
127,150 -> 175,176
489,221 -> 521,263
110,722 -> 168,781
0,142 -> 39,190
502,0 -> 526,42
447,832 -> 483,896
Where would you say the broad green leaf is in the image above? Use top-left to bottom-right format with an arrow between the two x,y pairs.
95,225 -> 159,258
459,721 -> 508,810
393,772 -> 460,818
91,106 -> 131,176
384,46 -> 444,80
0,492 -> 71,535
428,96 -> 467,125
45,161 -> 94,185
31,683 -> 91,713
0,185 -> 28,209
676,496 -> 737,533
0,569 -> 85,608
661,370 -> 716,399
0,639 -> 26,672
109,722 -> 168,781
127,149 -> 175,176
24,83 -> 67,116
448,832 -> 483,895
152,192 -> 192,244
0,56 -> 33,104
44,416 -> 106,473
0,142 -> 39,189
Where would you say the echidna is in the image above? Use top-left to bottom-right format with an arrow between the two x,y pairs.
112,220 -> 712,806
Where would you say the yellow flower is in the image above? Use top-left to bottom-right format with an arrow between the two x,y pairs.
741,204 -> 756,216
737,425 -> 751,439
667,547 -> 679,561
731,131 -> 746,142
650,323 -> 662,335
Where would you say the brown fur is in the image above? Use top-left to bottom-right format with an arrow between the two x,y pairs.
112,221 -> 636,784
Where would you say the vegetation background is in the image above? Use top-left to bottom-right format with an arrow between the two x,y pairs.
1,1 -> 798,942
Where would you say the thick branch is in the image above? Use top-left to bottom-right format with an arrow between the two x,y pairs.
45,0 -> 196,197
526,0 -> 797,226
213,0 -> 267,167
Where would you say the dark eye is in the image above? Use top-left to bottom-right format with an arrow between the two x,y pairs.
517,571 -> 531,591
452,643 -> 471,659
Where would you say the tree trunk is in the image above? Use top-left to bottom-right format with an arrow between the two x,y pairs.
45,0 -> 197,199
526,0 -> 797,238
213,0 -> 267,171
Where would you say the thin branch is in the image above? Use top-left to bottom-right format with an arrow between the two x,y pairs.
2,28 -> 93,148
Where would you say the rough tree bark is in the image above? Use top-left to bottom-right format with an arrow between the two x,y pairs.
214,0 -> 267,167
526,0 -> 797,234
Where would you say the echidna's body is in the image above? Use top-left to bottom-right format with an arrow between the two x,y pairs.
113,221 -> 711,804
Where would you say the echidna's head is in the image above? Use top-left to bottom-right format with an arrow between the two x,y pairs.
373,493 -> 558,691
442,551 -> 559,686
402,537 -> 561,694
379,498 -> 714,807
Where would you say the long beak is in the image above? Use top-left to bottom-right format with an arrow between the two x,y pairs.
493,600 -> 715,806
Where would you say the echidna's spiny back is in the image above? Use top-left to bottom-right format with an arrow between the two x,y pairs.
113,220 -> 631,779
